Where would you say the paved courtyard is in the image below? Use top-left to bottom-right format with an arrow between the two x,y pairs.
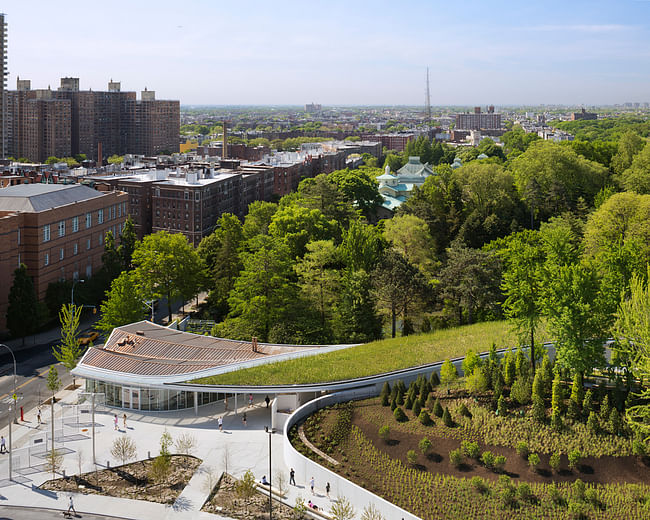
0,386 -> 335,519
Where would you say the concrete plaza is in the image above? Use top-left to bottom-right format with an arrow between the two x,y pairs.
0,385 -> 337,519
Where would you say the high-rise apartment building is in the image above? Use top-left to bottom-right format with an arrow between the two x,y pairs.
0,14 -> 7,157
135,89 -> 180,156
5,78 -> 179,162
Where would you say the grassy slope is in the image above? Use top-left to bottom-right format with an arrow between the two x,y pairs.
193,320 -> 545,386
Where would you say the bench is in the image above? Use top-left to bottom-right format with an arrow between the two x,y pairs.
305,505 -> 334,520
255,482 -> 287,499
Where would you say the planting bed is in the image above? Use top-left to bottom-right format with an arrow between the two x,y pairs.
291,399 -> 650,519
42,455 -> 201,505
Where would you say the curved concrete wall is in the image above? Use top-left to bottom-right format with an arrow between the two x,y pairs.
283,387 -> 420,520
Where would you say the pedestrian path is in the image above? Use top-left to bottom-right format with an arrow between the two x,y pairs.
0,385 -> 347,519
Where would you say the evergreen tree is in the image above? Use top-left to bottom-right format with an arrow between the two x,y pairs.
532,368 -> 546,401
6,264 -> 41,345
503,348 -> 516,386
532,395 -> 546,422
551,372 -> 564,416
582,389 -> 594,417
587,411 -> 599,433
570,372 -> 584,408
433,398 -> 444,418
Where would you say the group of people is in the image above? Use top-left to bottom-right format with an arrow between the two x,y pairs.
113,413 -> 128,431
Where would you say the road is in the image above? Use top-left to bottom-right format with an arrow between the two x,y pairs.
0,340 -> 73,431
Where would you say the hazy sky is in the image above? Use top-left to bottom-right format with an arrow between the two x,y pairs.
5,0 -> 650,105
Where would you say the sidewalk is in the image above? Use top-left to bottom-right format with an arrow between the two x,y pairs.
0,387 -> 325,519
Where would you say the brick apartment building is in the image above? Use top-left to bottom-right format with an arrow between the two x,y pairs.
360,133 -> 414,152
0,183 -> 127,331
6,78 -> 179,163
455,106 -> 502,131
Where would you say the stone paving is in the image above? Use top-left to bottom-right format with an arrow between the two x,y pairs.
0,385 -> 338,519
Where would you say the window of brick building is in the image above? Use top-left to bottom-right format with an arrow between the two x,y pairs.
45,253 -> 49,266
43,224 -> 50,242
86,212 -> 92,228
58,220 -> 65,237
73,243 -> 78,255
98,209 -> 104,224
60,247 -> 64,260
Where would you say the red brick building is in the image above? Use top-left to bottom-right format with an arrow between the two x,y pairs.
0,184 -> 127,331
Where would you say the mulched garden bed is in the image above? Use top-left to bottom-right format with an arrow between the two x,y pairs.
41,455 -> 202,505
202,473 -> 296,519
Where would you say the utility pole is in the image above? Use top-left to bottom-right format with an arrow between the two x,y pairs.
425,66 -> 432,125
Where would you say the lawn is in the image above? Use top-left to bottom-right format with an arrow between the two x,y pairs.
193,320 -> 541,386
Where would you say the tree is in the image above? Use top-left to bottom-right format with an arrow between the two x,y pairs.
497,231 -> 545,374
440,359 -> 458,391
332,269 -> 382,343
545,263 -> 608,375
372,250 -> 429,337
132,231 -> 204,322
111,436 -> 137,465
339,220 -> 384,272
198,213 -> 244,320
235,470 -> 257,514
438,240 -> 502,325
107,154 -> 124,165
383,214 -> 437,278
329,168 -> 383,218
297,174 -> 358,226
101,230 -> 123,283
96,272 -> 146,335
331,496 -> 356,520
119,216 -> 137,270
174,433 -> 197,456
45,448 -> 64,479
269,204 -> 336,259
6,264 -> 41,345
510,140 -> 609,220
611,130 -> 645,175
620,142 -> 650,194
295,240 -> 340,337
242,201 -> 277,240
220,236 -> 296,342
361,503 -> 385,520
53,304 -> 83,387
613,269 -> 650,441
46,365 -> 61,477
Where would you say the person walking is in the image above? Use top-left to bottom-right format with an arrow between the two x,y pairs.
67,495 -> 76,516
326,482 -> 330,499
0,435 -> 6,453
242,412 -> 247,427
37,408 -> 42,425
123,413 -> 127,430
310,476 -> 315,494
265,395 -> 270,408
218,416 -> 223,432
114,414 -> 118,431
289,468 -> 296,486
248,393 -> 253,407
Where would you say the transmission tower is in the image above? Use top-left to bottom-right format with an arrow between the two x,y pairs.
425,66 -> 432,125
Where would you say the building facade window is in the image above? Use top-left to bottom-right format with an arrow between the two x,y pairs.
98,209 -> 104,224
86,212 -> 92,228
17,229 -> 21,245
86,264 -> 92,278
73,243 -> 78,255
72,216 -> 79,233
44,253 -> 49,266
58,220 -> 65,237
43,224 -> 51,242
99,233 -> 103,246
60,247 -> 64,260
86,238 -> 91,250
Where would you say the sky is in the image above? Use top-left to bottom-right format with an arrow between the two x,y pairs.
4,0 -> 650,106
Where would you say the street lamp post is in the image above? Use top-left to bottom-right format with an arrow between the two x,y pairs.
0,343 -> 18,424
71,278 -> 85,306
265,426 -> 273,520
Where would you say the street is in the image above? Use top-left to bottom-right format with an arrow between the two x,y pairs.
0,341 -> 73,432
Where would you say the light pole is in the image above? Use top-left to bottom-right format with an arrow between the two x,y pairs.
265,426 -> 273,520
0,343 -> 18,424
71,278 -> 85,306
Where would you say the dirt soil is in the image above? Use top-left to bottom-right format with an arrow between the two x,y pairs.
354,405 -> 649,485
202,473 -> 296,519
41,455 -> 202,505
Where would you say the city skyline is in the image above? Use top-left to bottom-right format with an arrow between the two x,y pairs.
5,0 -> 650,106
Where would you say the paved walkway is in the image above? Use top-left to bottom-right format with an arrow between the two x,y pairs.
0,385 -> 333,519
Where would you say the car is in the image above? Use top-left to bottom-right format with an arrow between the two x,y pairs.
78,331 -> 99,346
